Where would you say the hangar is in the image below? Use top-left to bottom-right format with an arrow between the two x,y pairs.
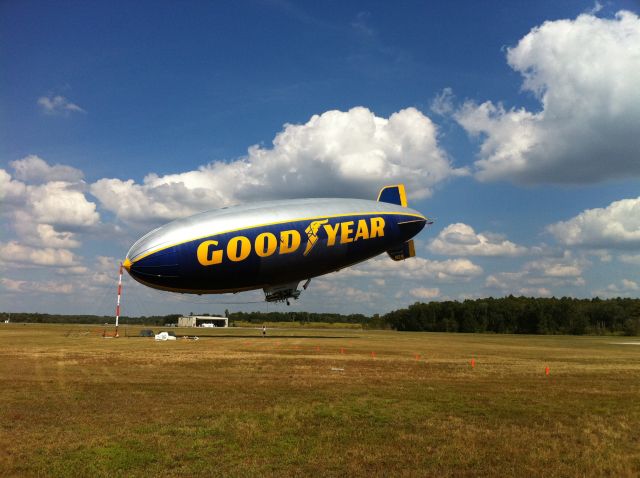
178,315 -> 228,328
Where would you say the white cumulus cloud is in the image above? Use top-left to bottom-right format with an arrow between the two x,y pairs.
0,169 -> 26,201
10,155 -> 84,184
430,87 -> 455,116
456,11 -> 640,184
619,254 -> 640,265
314,280 -> 380,302
525,255 -> 584,278
2,159 -> 100,254
547,196 -> 640,248
337,254 -> 483,283
37,95 -> 85,116
484,271 -> 554,298
27,181 -> 99,229
485,251 -> 586,296
0,277 -> 74,294
0,241 -> 77,267
91,107 -> 466,226
429,223 -> 527,256
593,279 -> 639,298
409,287 -> 441,299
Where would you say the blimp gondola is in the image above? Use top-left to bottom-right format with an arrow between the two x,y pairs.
123,184 -> 429,304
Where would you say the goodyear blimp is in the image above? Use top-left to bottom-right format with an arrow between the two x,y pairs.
123,184 -> 429,304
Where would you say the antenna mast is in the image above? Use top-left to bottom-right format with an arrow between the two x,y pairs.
114,262 -> 123,337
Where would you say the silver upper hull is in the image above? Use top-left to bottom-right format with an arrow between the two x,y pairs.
126,198 -> 426,263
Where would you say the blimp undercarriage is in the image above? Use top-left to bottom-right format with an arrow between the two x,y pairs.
264,282 -> 303,304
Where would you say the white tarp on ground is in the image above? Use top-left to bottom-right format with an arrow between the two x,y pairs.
155,332 -> 176,341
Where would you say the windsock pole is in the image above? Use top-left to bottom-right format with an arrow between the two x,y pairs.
115,262 -> 123,338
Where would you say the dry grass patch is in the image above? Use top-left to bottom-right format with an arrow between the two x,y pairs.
1,325 -> 639,476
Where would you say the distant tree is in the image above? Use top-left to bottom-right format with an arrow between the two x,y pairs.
4,296 -> 639,335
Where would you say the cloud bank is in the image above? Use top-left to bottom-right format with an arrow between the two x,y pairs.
0,157 -> 99,267
91,107 -> 466,226
484,251 -> 587,297
429,223 -> 527,257
547,196 -> 640,248
337,255 -> 483,283
456,11 -> 640,184
10,155 -> 84,184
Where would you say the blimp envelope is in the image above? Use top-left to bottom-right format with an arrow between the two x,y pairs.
124,184 -> 429,303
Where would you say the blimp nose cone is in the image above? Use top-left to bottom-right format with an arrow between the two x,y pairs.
124,248 -> 181,291
398,215 -> 428,240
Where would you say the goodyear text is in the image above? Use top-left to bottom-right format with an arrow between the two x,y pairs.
197,216 -> 385,266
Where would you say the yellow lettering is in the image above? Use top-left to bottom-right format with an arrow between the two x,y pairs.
323,223 -> 340,246
227,236 -> 251,262
354,219 -> 369,241
197,240 -> 223,266
279,230 -> 301,254
255,232 -> 277,258
340,221 -> 354,244
370,217 -> 385,238
303,219 -> 328,256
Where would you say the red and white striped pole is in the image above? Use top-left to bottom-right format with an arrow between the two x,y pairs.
115,262 -> 123,338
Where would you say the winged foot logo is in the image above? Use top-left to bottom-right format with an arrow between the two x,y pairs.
197,217 -> 385,266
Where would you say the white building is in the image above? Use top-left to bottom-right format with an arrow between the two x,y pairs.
178,315 -> 228,328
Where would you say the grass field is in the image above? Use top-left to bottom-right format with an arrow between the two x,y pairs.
1,324 -> 639,477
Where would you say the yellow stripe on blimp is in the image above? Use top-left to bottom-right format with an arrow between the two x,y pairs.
130,210 -> 426,265
397,184 -> 408,207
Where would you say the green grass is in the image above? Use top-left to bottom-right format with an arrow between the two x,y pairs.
1,324 -> 639,477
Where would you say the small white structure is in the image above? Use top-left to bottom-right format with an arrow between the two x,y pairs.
155,332 -> 176,341
178,315 -> 228,328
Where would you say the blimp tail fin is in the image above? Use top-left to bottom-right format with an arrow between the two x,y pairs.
377,184 -> 408,207
387,239 -> 416,261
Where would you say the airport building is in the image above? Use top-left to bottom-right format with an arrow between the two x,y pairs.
178,315 -> 228,328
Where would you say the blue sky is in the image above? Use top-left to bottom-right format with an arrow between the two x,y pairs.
1,1 -> 639,317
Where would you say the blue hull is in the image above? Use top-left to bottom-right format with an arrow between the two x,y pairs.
126,207 -> 425,294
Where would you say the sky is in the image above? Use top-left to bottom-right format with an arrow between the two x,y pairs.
1,0 -> 639,317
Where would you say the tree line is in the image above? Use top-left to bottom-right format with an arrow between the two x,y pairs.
0,313 -> 181,326
2,296 -> 639,335
383,296 -> 640,335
